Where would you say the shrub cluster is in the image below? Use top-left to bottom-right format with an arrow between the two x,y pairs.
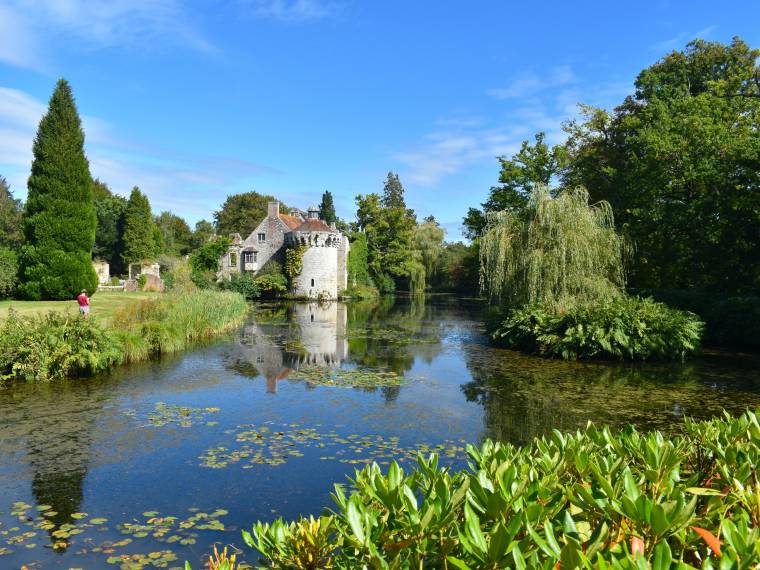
245,410 -> 760,568
0,289 -> 248,382
490,297 -> 703,361
0,311 -> 122,382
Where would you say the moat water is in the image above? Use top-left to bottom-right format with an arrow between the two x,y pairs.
1,295 -> 759,568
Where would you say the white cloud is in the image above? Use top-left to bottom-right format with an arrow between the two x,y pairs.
0,0 -> 214,70
0,85 -> 279,223
487,65 -> 576,99
654,25 -> 717,52
240,0 -> 335,21
396,67 -> 632,187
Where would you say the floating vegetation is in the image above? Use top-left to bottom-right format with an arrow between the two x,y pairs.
348,326 -> 438,346
200,422 -> 468,470
105,549 -> 178,569
287,364 -> 405,388
0,501 -> 232,567
125,402 -> 221,428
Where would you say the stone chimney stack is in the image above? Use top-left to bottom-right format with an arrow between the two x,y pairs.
330,222 -> 336,231
267,201 -> 279,218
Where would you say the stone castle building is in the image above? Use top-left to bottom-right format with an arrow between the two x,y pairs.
217,201 -> 349,299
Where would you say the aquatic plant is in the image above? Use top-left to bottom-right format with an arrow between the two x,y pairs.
479,185 -> 629,312
245,409 -> 760,568
491,296 -> 704,361
287,365 -> 405,388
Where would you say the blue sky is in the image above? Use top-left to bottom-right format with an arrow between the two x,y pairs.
0,1 -> 758,240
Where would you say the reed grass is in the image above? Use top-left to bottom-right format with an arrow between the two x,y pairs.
0,289 -> 249,382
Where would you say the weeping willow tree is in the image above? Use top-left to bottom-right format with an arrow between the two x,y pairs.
479,185 -> 629,311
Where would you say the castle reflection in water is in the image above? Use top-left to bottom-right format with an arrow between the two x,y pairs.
230,302 -> 349,393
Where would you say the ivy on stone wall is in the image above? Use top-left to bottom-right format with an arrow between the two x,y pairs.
284,244 -> 309,285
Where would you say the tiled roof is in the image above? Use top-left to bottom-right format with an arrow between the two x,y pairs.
279,213 -> 303,230
293,219 -> 335,233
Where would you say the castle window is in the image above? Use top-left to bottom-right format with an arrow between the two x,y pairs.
258,233 -> 266,242
311,278 -> 315,287
244,251 -> 256,263
229,252 -> 237,267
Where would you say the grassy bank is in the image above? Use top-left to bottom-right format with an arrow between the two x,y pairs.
0,291 -> 160,325
0,289 -> 248,382
244,410 -> 760,568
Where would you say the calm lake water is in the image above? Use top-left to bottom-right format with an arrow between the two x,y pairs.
1,295 -> 759,568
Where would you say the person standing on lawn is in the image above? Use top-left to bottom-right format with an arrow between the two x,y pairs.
77,289 -> 90,318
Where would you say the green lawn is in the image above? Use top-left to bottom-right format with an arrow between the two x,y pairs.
0,291 -> 161,325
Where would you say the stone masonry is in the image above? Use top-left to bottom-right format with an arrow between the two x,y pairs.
217,201 -> 349,299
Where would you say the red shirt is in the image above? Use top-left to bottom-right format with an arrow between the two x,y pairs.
77,294 -> 89,307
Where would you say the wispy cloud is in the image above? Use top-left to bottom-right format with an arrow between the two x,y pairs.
0,0 -> 214,70
396,67 -> 632,188
239,0 -> 336,21
0,85 -> 279,222
654,25 -> 717,52
486,65 -> 576,100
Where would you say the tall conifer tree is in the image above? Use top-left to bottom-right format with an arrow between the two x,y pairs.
19,79 -> 98,300
318,190 -> 337,224
121,187 -> 158,264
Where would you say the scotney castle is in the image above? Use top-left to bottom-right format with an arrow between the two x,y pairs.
217,201 -> 349,299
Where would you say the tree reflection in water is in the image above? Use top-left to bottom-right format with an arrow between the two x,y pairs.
461,340 -> 760,446
226,296 -> 446,402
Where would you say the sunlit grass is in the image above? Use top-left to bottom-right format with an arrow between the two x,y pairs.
0,291 -> 161,325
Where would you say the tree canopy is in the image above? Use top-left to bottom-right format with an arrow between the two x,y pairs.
318,191 -> 337,225
18,79 -> 98,300
464,132 -> 565,239
480,185 -> 628,312
0,176 -> 23,249
561,37 -> 760,294
121,187 -> 159,264
214,191 -> 288,238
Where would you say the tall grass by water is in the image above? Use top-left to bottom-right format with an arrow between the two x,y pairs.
0,289 -> 248,382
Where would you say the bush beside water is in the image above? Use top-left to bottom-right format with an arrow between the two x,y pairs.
245,409 -> 760,568
490,297 -> 704,361
0,289 -> 248,382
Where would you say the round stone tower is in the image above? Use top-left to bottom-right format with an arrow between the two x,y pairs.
285,208 -> 349,299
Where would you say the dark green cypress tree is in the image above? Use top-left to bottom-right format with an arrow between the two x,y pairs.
319,190 -> 337,224
19,79 -> 98,300
121,187 -> 157,264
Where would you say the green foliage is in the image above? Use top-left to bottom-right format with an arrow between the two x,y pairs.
480,185 -> 628,311
492,296 -> 704,361
247,409 -> 760,568
431,242 -> 480,295
163,258 -> 195,291
137,274 -> 147,290
346,232 -> 373,288
318,190 -> 337,225
122,187 -> 158,264
0,175 -> 23,249
412,217 -> 445,286
464,132 -> 565,239
92,183 -> 128,275
0,289 -> 248,383
214,191 -> 288,238
284,244 -> 308,285
189,236 -> 231,275
219,272 -> 261,300
19,79 -> 98,300
156,211 -> 193,256
253,273 -> 287,298
642,289 -> 760,349
0,247 -> 18,298
562,38 -> 760,294
355,173 -> 424,292
0,310 -> 122,382
190,219 -> 215,250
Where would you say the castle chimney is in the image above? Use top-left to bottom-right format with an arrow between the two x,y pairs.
268,201 -> 279,218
